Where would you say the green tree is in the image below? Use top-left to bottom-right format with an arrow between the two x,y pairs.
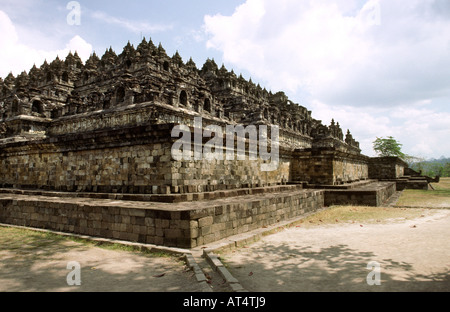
373,136 -> 407,159
424,163 -> 441,177
443,162 -> 450,177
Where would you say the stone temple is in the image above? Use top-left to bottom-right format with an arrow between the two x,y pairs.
0,39 -> 435,248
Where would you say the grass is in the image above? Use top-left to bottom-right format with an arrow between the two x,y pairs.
293,178 -> 450,228
432,177 -> 450,191
0,225 -> 174,260
396,177 -> 450,208
0,227 -> 65,250
292,206 -> 432,228
0,226 -> 77,262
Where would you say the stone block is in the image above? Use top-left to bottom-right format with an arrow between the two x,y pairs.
211,222 -> 225,233
164,228 -> 182,239
178,220 -> 190,230
198,216 -> 213,227
200,225 -> 211,236
202,233 -> 216,245
154,237 -> 164,245
144,217 -> 154,227
189,227 -> 199,238
128,209 -> 146,217
217,266 -> 239,284
229,283 -> 245,292
205,253 -> 223,271
134,216 -> 145,226
155,228 -> 164,237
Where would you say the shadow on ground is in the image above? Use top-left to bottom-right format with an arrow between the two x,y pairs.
0,228 -> 201,292
224,242 -> 450,292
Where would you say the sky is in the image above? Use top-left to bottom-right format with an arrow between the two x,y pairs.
0,0 -> 449,160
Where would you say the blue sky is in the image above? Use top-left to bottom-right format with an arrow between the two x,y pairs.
0,0 -> 245,72
1,0 -> 449,159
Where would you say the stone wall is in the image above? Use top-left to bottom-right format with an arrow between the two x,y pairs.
292,149 -> 369,185
369,157 -> 407,180
192,189 -> 324,247
0,124 -> 175,194
332,156 -> 369,185
171,156 -> 291,194
1,39 -> 368,195
0,119 -> 293,194
292,152 -> 332,184
324,182 -> 396,206
395,178 -> 429,191
0,188 -> 324,248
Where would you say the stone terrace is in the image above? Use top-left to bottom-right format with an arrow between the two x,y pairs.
322,181 -> 397,207
0,186 -> 324,248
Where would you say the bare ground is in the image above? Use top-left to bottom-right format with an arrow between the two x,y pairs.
0,230 -> 203,292
219,208 -> 450,292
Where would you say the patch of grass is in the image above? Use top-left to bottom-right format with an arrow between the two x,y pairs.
293,205 -> 433,228
0,227 -> 65,249
396,178 -> 450,208
66,237 -> 175,258
0,226 -> 80,262
396,190 -> 450,207
0,226 -> 174,259
431,177 -> 450,191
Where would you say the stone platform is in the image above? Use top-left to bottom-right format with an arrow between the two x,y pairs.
321,181 -> 397,207
0,184 -> 303,203
305,179 -> 377,190
387,176 -> 429,191
298,179 -> 397,206
0,180 -> 399,249
0,186 -> 324,249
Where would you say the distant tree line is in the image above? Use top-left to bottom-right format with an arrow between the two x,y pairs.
408,158 -> 450,178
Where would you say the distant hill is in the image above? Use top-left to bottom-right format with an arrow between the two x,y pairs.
409,157 -> 450,177
428,157 -> 450,164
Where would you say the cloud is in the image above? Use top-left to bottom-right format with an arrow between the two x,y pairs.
309,99 -> 450,159
309,99 -> 393,157
61,35 -> 93,61
0,10 -> 92,78
388,105 -> 450,158
204,0 -> 450,158
204,0 -> 450,108
90,11 -> 174,34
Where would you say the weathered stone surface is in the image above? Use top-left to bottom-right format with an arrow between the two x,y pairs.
0,187 -> 324,248
369,157 -> 407,180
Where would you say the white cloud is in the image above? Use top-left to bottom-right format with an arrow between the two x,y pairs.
0,10 -> 92,78
310,100 -> 450,159
204,0 -> 450,158
389,106 -> 450,158
309,100 -> 393,157
63,35 -> 93,61
204,0 -> 450,107
90,11 -> 174,34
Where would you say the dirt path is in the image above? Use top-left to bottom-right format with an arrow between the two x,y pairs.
0,233 -> 203,292
220,209 -> 450,292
